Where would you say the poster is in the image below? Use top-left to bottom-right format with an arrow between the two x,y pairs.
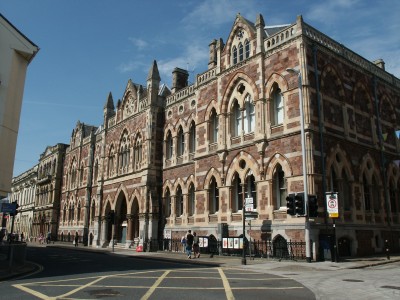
234,238 -> 239,249
223,238 -> 228,249
228,238 -> 234,249
203,237 -> 208,248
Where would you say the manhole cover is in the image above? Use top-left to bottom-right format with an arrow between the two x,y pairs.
342,279 -> 364,282
87,289 -> 122,298
381,285 -> 400,290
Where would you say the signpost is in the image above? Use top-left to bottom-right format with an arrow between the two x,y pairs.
326,192 -> 339,262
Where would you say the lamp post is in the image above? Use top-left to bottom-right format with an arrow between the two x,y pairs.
286,68 -> 311,263
241,183 -> 246,265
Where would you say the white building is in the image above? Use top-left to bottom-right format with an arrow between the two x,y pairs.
0,13 -> 39,197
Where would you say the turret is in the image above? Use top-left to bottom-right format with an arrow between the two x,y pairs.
147,60 -> 161,104
255,13 -> 266,53
103,92 -> 115,129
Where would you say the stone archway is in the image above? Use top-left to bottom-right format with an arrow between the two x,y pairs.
115,192 -> 128,245
128,198 -> 140,247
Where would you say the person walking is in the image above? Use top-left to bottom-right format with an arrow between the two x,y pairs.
181,235 -> 187,253
193,232 -> 200,258
186,230 -> 194,259
74,232 -> 79,247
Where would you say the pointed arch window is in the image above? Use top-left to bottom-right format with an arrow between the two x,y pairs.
273,165 -> 286,208
232,46 -> 238,65
134,136 -> 142,170
119,131 -> 130,173
209,177 -> 219,214
188,184 -> 195,216
209,109 -> 219,143
231,173 -> 242,212
389,181 -> 397,214
177,126 -> 185,157
189,121 -> 196,153
166,131 -> 173,159
342,171 -> 351,211
244,94 -> 255,133
176,186 -> 183,216
91,202 -> 96,222
362,174 -> 371,211
245,173 -> 257,209
271,86 -> 284,125
80,166 -> 84,185
372,177 -> 380,213
108,146 -> 115,177
77,201 -> 81,221
165,189 -> 171,217
245,39 -> 250,58
63,205 -> 67,222
238,43 -> 243,61
93,160 -> 98,183
232,100 -> 241,137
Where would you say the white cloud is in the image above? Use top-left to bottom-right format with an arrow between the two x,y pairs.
128,37 -> 148,50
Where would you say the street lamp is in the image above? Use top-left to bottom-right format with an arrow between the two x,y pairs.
286,68 -> 311,263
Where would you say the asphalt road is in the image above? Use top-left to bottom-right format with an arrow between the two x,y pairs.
1,246 -> 315,299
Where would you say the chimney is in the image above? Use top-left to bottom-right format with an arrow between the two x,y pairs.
373,59 -> 385,70
172,67 -> 189,93
208,39 -> 217,69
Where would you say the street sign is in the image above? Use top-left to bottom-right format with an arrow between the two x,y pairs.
326,192 -> 339,218
245,197 -> 253,205
1,202 -> 16,214
245,211 -> 258,220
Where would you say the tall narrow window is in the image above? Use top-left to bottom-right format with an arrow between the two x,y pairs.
272,87 -> 284,125
232,100 -> 241,137
245,39 -> 250,58
231,173 -> 242,212
91,202 -> 96,221
273,165 -> 286,208
232,46 -> 237,65
244,94 -> 255,133
134,136 -> 142,170
209,177 -> 219,214
238,43 -> 243,61
77,202 -> 81,221
389,181 -> 397,214
108,146 -> 115,177
166,132 -> 173,159
93,161 -> 98,183
176,186 -> 183,216
372,177 -> 380,213
189,122 -> 196,153
165,189 -> 171,217
209,109 -> 218,143
188,184 -> 195,216
245,174 -> 257,209
363,174 -> 371,211
177,126 -> 184,157
342,171 -> 351,211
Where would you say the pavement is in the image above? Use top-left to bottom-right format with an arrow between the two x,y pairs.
1,241 -> 399,282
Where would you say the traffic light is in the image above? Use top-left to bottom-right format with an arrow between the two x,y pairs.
107,210 -> 115,224
308,195 -> 318,217
286,194 -> 295,215
294,193 -> 305,215
10,201 -> 19,217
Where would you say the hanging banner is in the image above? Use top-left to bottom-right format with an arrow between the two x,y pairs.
326,192 -> 339,218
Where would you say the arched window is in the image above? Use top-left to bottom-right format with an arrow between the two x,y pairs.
209,177 -> 219,214
91,202 -> 96,221
243,94 -> 255,133
238,43 -> 243,61
245,39 -> 250,58
271,86 -> 284,125
80,167 -> 84,185
188,184 -> 195,216
231,173 -> 242,212
166,131 -> 173,159
175,186 -> 183,216
63,205 -> 67,222
372,177 -> 380,213
273,165 -> 286,208
134,136 -> 142,170
77,202 -> 81,221
209,109 -> 219,143
232,46 -> 238,65
342,171 -> 351,211
362,174 -> 371,211
93,160 -> 98,183
177,126 -> 185,157
108,146 -> 115,177
232,100 -> 241,137
119,131 -> 130,173
165,189 -> 171,217
245,173 -> 256,209
189,121 -> 196,153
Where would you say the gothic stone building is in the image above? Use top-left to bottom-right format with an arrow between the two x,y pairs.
57,13 -> 399,259
33,143 -> 67,241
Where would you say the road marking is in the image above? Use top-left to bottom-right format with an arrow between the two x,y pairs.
12,284 -> 51,300
218,268 -> 235,300
141,270 -> 170,300
55,275 -> 107,299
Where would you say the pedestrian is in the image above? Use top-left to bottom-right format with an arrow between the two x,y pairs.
21,232 -> 25,242
47,231 -> 51,244
74,232 -> 79,247
186,230 -> 194,259
39,233 -> 44,244
193,232 -> 200,258
181,235 -> 187,253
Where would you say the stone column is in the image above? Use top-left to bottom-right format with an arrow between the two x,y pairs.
125,214 -> 134,248
93,216 -> 102,247
100,216 -> 108,248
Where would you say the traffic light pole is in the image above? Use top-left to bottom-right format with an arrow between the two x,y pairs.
287,68 -> 311,263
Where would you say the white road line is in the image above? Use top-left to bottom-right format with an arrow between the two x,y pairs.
141,270 -> 171,300
218,268 -> 235,300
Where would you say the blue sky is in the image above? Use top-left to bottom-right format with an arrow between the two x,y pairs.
2,0 -> 399,177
